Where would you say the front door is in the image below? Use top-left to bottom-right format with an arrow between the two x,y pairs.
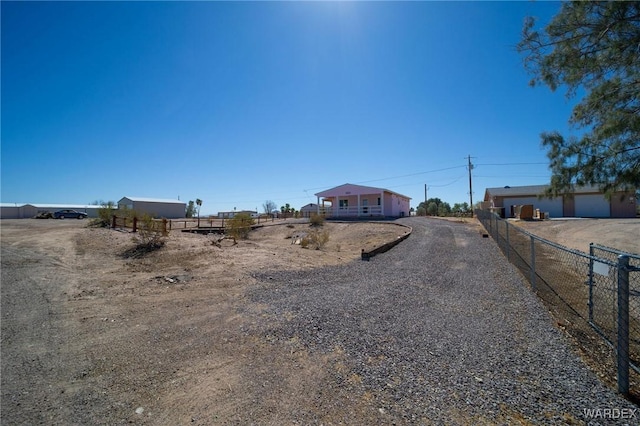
362,199 -> 368,214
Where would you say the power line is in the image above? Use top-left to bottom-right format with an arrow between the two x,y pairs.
474,162 -> 548,166
302,164 -> 467,192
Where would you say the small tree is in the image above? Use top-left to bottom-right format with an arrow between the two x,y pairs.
263,200 -> 277,217
186,201 -> 196,218
196,198 -> 202,227
90,200 -> 116,227
227,212 -> 254,240
517,2 -> 640,196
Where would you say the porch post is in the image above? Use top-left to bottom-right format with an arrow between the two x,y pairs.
380,191 -> 384,216
317,196 -> 320,215
357,194 -> 361,217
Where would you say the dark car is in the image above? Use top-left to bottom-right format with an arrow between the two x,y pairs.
53,209 -> 87,219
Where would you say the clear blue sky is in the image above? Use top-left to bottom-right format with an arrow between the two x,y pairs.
2,1 -> 574,215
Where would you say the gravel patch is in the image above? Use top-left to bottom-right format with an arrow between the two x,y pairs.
246,218 -> 637,424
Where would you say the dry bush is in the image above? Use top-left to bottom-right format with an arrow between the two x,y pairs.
309,213 -> 325,227
227,213 -> 255,240
301,229 -> 330,250
123,214 -> 167,258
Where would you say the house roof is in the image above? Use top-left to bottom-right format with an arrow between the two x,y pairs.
315,183 -> 411,199
484,184 -> 611,199
119,196 -> 185,204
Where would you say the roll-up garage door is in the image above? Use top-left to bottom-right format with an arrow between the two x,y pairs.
574,194 -> 610,217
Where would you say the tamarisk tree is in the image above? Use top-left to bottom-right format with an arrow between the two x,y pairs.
517,1 -> 640,197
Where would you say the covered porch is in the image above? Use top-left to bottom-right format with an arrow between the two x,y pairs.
315,183 -> 410,218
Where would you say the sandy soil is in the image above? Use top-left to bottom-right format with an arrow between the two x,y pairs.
510,218 -> 640,255
0,219 -> 408,425
2,216 -> 638,424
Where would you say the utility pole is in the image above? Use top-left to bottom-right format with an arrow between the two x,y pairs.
467,155 -> 474,217
423,184 -> 429,217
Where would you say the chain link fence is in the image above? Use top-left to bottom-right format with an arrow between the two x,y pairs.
476,209 -> 640,396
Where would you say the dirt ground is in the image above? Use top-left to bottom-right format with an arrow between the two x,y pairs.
2,217 -> 638,424
0,219 -> 408,425
510,217 -> 640,255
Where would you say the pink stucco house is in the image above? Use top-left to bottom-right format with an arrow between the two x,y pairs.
314,183 -> 411,218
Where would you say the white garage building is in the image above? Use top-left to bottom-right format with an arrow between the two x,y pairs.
0,203 -> 102,219
484,184 -> 637,218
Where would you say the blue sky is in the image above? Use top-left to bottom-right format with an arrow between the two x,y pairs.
2,1 -> 574,215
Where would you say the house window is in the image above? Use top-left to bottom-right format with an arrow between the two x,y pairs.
377,197 -> 381,206
339,200 -> 348,209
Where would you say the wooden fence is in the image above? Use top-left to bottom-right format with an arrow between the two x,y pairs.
111,215 -> 168,234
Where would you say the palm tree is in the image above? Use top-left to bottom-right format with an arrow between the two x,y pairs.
196,199 -> 202,227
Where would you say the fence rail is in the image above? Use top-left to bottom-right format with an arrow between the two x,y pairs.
111,215 -> 168,234
476,209 -> 640,396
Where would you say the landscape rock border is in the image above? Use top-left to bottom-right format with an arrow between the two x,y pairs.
360,222 -> 412,260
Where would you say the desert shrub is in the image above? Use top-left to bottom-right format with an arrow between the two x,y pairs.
89,201 -> 116,227
309,213 -> 325,227
227,212 -> 255,240
301,229 -> 329,250
123,214 -> 167,258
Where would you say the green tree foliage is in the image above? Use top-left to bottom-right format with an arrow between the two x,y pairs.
452,202 -> 470,214
185,201 -> 196,218
280,203 -> 292,218
227,212 -> 254,240
419,198 -> 450,216
518,2 -> 640,197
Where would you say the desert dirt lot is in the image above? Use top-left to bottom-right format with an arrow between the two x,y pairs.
1,219 -> 408,425
511,217 -> 640,255
1,217 -> 638,424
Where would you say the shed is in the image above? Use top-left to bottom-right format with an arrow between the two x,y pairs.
299,203 -> 319,218
118,197 -> 186,219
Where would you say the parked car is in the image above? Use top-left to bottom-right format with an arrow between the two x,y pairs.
53,209 -> 87,219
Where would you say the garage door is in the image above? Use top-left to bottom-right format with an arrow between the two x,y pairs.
574,194 -> 610,218
503,197 -> 563,218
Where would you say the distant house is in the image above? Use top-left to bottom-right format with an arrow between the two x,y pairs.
118,197 -> 186,219
299,203 -> 318,218
315,183 -> 411,218
0,203 -> 101,219
483,185 -> 637,218
217,210 -> 257,219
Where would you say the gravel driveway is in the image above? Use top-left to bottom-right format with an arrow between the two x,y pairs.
248,217 -> 637,424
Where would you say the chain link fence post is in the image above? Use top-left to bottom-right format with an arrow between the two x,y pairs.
505,220 -> 510,262
617,255 -> 630,396
588,243 -> 594,324
530,235 -> 536,292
